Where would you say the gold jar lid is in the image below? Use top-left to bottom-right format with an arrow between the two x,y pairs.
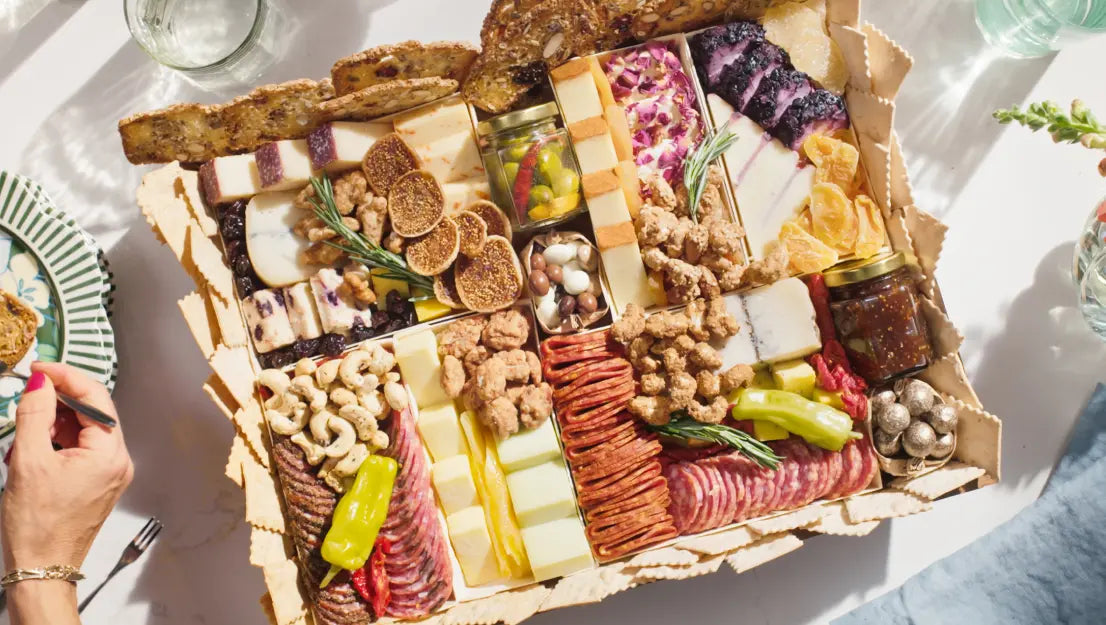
823,251 -> 907,287
476,102 -> 560,137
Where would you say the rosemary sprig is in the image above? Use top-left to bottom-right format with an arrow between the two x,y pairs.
306,175 -> 434,295
994,100 -> 1106,149
647,415 -> 782,470
683,125 -> 739,224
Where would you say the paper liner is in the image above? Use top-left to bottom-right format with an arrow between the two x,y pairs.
947,398 -> 1002,482
242,452 -> 287,533
860,23 -> 913,100
209,344 -> 257,408
865,399 -> 952,477
846,90 -> 894,213
178,291 -> 219,359
805,502 -> 880,536
226,433 -> 250,488
632,553 -> 725,582
724,532 -> 803,574
844,490 -> 930,524
828,23 -> 870,92
538,564 -> 636,612
747,503 -> 830,536
251,527 -> 292,568
889,461 -> 987,500
626,546 -> 701,568
262,559 -> 308,625
889,132 -> 914,210
521,231 -> 610,333
918,295 -> 964,361
918,353 -> 982,409
202,373 -> 237,421
671,525 -> 758,556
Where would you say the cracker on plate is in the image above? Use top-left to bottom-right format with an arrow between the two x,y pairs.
331,40 -> 479,96
223,78 -> 336,151
316,77 -> 459,122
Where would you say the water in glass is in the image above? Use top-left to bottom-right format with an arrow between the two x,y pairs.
976,0 -> 1106,57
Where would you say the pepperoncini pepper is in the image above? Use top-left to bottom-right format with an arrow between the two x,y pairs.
731,389 -> 862,452
318,455 -> 397,588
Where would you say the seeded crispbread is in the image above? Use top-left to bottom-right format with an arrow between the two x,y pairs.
0,292 -> 37,368
454,235 -> 523,312
361,133 -> 420,196
331,40 -> 479,96
388,170 -> 445,237
465,200 -> 513,241
223,79 -> 335,151
316,77 -> 459,122
405,216 -> 461,276
118,102 -> 230,165
455,209 -> 488,257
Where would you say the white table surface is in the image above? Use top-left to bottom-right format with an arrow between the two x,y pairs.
1,0 -> 1104,623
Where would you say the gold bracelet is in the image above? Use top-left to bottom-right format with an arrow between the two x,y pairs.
0,565 -> 84,586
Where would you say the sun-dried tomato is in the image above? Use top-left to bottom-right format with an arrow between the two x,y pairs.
367,539 -> 390,617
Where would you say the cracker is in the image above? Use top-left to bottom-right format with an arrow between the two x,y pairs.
946,397 -> 1002,482
441,583 -> 550,625
262,559 -> 306,625
208,285 -> 249,347
135,164 -> 179,245
234,398 -> 271,469
179,292 -> 219,359
226,434 -> 250,488
883,207 -> 913,256
176,169 -> 220,237
331,40 -> 478,96
890,461 -> 987,500
202,373 -> 237,421
724,532 -> 803,574
627,546 -> 700,568
539,563 -> 636,612
827,0 -> 860,27
844,490 -> 930,523
118,102 -> 229,165
903,204 -> 947,290
917,353 -> 983,410
250,527 -> 290,568
806,502 -> 881,536
317,77 -> 458,122
889,132 -> 914,210
260,592 -> 278,625
188,223 -> 235,302
223,79 -> 335,151
633,553 -> 724,582
828,23 -> 870,92
918,295 -> 963,360
673,525 -> 758,556
209,344 -> 257,408
137,165 -> 193,264
861,23 -> 914,100
747,503 -> 830,536
243,454 -> 286,533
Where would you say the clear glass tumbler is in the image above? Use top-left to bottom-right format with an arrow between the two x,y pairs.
124,0 -> 285,89
975,0 -> 1106,58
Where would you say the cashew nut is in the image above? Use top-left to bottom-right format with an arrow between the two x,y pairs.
383,381 -> 409,411
358,389 -> 388,419
310,408 -> 338,445
294,358 -> 317,377
363,342 -> 396,376
339,350 -> 373,389
267,402 -> 308,436
258,370 -> 293,412
290,431 -> 327,465
339,403 -> 381,441
330,387 -> 358,407
315,359 -> 341,387
332,443 -> 369,478
384,371 -> 401,384
359,373 -> 380,393
321,416 -> 356,458
323,467 -> 352,493
368,429 -> 390,451
290,375 -> 327,412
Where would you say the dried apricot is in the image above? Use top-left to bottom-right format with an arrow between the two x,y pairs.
810,182 -> 858,253
780,221 -> 839,273
795,207 -> 814,234
816,141 -> 859,191
803,134 -> 838,167
853,194 -> 886,258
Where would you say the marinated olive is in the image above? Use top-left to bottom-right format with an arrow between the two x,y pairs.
551,168 -> 580,197
576,292 -> 598,314
529,269 -> 551,296
503,161 -> 520,186
530,252 -> 547,272
546,264 -> 563,284
504,143 -> 531,161
538,149 -> 562,177
529,185 -> 555,207
558,295 -> 576,316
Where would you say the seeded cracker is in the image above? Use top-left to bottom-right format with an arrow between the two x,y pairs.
405,216 -> 460,275
243,455 -> 286,533
118,103 -> 230,165
331,40 -> 479,95
725,532 -> 803,574
316,77 -> 458,122
672,525 -> 758,556
454,235 -> 523,312
223,79 -> 335,151
178,292 -> 219,359
262,559 -> 306,625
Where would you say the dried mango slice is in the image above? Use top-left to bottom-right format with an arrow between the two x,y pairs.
810,182 -> 858,252
483,441 -> 530,578
803,134 -> 838,168
853,194 -> 886,258
780,221 -> 838,273
795,207 -> 814,234
816,141 -> 860,191
459,410 -> 509,576
764,3 -> 848,94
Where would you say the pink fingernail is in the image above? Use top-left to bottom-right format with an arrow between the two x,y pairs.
25,372 -> 45,393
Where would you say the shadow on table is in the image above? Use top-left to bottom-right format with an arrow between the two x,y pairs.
865,0 -> 1054,220
0,0 -> 83,79
963,243 -> 1106,494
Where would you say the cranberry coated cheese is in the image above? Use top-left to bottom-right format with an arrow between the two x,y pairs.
241,289 -> 297,353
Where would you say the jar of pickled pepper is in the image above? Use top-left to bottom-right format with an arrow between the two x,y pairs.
476,102 -> 584,232
823,252 -> 934,385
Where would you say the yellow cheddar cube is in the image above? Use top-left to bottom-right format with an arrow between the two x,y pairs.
495,417 -> 561,473
370,267 -> 409,301
520,516 -> 594,582
447,506 -> 503,586
394,327 -> 449,408
415,297 -> 454,322
506,460 -> 577,527
813,387 -> 846,410
432,455 -> 479,515
554,73 -> 603,124
572,133 -> 619,175
417,402 -> 467,462
753,420 -> 790,441
771,359 -> 817,399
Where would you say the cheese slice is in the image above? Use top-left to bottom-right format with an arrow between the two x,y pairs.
417,402 -> 467,462
742,277 -> 822,364
495,417 -> 561,473
308,268 -> 371,334
572,133 -> 619,175
245,192 -> 315,288
554,72 -> 604,124
393,98 -> 474,148
586,190 -> 632,229
432,455 -> 479,515
443,177 -> 492,214
413,131 -> 485,183
255,140 -> 314,191
199,153 -> 262,205
447,506 -> 503,586
600,244 -> 654,314
370,267 -> 409,301
717,292 -> 758,368
241,289 -> 296,354
505,460 -> 577,527
283,282 -> 324,340
520,516 -> 594,582
393,327 -> 450,408
307,121 -> 391,173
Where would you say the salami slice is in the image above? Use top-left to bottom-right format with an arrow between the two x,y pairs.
820,445 -> 844,500
688,463 -> 718,533
709,460 -> 739,527
781,442 -> 809,510
830,441 -> 861,499
664,464 -> 701,534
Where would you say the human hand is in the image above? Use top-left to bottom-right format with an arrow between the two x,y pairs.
1,362 -> 133,570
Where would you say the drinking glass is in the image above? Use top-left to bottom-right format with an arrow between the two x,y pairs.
975,0 -> 1106,58
124,0 -> 286,89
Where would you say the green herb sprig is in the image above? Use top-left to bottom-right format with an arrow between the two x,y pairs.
994,100 -> 1106,149
683,126 -> 740,224
647,415 -> 782,470
306,175 -> 434,296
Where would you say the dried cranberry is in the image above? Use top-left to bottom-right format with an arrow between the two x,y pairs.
320,333 -> 347,357
236,275 -> 258,298
404,308 -> 417,326
370,310 -> 391,330
384,319 -> 404,333
293,338 -> 321,360
350,319 -> 374,342
225,200 -> 247,221
268,348 -> 294,368
224,239 -> 243,260
233,254 -> 253,276
221,213 -> 245,240
386,290 -> 407,315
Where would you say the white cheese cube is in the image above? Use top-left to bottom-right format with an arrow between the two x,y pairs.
432,455 -> 479,515
307,121 -> 391,173
308,268 -> 371,334
255,140 -> 315,191
393,98 -> 474,148
554,73 -> 603,125
199,153 -> 262,205
495,417 -> 561,473
417,402 -> 467,462
585,189 -> 632,228
245,192 -> 315,288
241,289 -> 296,354
521,516 -> 594,582
414,131 -> 485,183
283,282 -> 324,340
572,133 -> 619,175
447,506 -> 503,586
600,244 -> 654,315
717,292 -> 758,368
442,177 -> 492,214
742,277 -> 822,364
506,460 -> 577,527
393,327 -> 450,408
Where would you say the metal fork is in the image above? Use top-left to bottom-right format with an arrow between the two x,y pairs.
78,518 -> 163,613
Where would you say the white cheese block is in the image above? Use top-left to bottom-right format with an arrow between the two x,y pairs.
307,121 -> 391,173
442,177 -> 492,214
283,282 -> 324,340
241,289 -> 296,354
495,417 -> 561,473
742,277 -> 822,364
573,133 -> 619,175
255,140 -> 315,191
414,131 -> 485,183
600,244 -> 654,315
432,455 -> 479,515
199,153 -> 262,205
506,460 -> 577,527
308,268 -> 371,334
393,98 -> 474,148
521,516 -> 594,582
554,73 -> 604,125
417,402 -> 467,462
586,189 -> 632,229
393,327 -> 450,408
245,192 -> 315,288
717,292 -> 758,368
447,506 -> 503,586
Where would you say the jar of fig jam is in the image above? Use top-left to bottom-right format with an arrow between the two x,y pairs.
824,252 -> 933,385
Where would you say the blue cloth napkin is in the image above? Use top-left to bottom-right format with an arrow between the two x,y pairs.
833,383 -> 1106,625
